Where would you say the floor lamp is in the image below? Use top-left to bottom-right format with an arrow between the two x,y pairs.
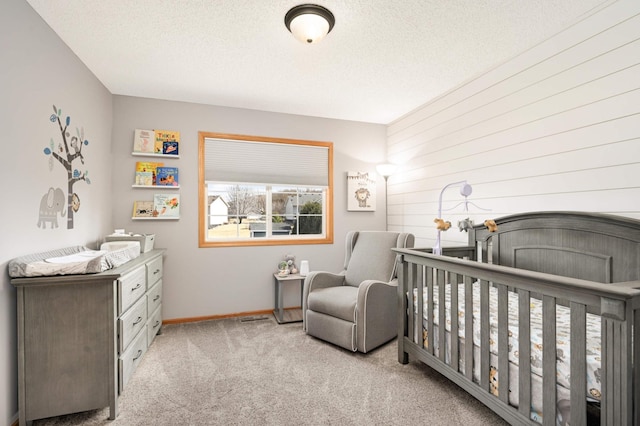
376,163 -> 397,231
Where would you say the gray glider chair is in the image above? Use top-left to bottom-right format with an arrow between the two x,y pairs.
302,231 -> 415,353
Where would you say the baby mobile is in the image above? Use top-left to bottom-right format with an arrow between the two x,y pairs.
432,180 -> 495,255
39,104 -> 92,229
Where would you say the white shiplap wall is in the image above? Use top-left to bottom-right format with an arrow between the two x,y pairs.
386,0 -> 640,249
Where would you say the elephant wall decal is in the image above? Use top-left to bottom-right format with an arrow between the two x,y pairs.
37,187 -> 67,229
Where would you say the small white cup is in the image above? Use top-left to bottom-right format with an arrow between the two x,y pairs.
300,260 -> 309,276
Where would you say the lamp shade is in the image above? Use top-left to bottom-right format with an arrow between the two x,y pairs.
376,163 -> 398,178
285,4 -> 335,44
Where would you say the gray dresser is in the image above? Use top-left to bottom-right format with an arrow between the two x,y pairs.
12,249 -> 165,426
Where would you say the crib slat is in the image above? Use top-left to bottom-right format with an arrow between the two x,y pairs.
569,302 -> 586,425
408,262 -> 416,345
450,272 -> 459,372
398,258 -> 409,364
634,310 -> 640,426
480,280 -> 490,393
413,264 -> 422,348
602,315 -> 632,426
464,275 -> 474,381
542,295 -> 557,426
603,319 -> 613,425
497,284 -> 509,404
427,267 -> 434,355
518,289 -> 532,419
438,269 -> 446,362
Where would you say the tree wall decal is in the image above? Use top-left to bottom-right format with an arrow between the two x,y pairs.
43,104 -> 91,229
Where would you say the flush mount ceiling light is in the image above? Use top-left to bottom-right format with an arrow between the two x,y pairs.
284,4 -> 335,44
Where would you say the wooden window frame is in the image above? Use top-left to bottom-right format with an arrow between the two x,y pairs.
198,131 -> 334,247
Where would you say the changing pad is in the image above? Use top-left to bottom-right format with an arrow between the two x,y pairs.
8,244 -> 140,278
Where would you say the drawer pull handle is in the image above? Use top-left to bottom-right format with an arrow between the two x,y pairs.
153,269 -> 160,275
153,295 -> 160,302
131,283 -> 142,291
133,349 -> 143,361
133,316 -> 143,325
154,320 -> 160,328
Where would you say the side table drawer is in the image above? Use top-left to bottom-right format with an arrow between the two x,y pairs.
118,265 -> 146,315
147,280 -> 162,315
118,296 -> 147,354
147,305 -> 162,346
119,329 -> 147,393
146,256 -> 163,286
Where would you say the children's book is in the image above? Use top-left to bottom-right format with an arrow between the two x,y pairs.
156,166 -> 179,186
162,141 -> 179,155
154,130 -> 180,155
132,201 -> 154,218
153,194 -> 180,218
135,161 -> 163,185
133,129 -> 155,153
135,171 -> 153,186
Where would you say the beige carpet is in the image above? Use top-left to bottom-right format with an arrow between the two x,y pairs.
33,315 -> 508,425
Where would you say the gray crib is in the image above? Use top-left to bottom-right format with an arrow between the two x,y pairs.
394,211 -> 640,425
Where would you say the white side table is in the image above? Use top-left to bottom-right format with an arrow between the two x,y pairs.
272,273 -> 304,324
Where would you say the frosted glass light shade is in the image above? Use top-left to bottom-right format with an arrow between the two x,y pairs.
289,14 -> 330,43
376,163 -> 398,178
285,4 -> 335,44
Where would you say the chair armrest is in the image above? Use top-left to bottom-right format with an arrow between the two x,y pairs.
356,279 -> 398,352
302,271 -> 346,331
357,279 -> 396,306
305,271 -> 346,292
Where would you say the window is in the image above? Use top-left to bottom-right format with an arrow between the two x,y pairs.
199,132 -> 333,247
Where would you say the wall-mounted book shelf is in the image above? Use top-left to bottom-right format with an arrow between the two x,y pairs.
132,185 -> 181,189
132,195 -> 180,220
130,129 -> 181,221
131,152 -> 180,159
132,216 -> 179,220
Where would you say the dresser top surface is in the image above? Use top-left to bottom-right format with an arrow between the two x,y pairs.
11,249 -> 165,287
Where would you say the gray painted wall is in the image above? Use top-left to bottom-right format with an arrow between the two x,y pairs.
2,2 -> 387,422
112,96 -> 388,320
1,0 -> 113,422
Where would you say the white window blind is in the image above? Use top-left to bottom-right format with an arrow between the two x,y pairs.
204,138 -> 329,186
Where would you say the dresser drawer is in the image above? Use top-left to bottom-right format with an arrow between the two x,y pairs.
118,265 -> 146,315
147,280 -> 162,314
146,256 -> 163,286
147,305 -> 162,346
118,296 -> 147,354
118,329 -> 147,393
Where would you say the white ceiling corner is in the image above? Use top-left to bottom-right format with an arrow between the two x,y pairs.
26,0 -> 608,124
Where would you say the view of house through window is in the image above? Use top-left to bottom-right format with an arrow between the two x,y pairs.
199,132 -> 333,247
206,184 -> 324,239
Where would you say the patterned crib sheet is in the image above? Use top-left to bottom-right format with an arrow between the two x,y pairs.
413,282 -> 602,422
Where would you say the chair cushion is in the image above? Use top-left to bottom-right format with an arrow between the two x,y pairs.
307,286 -> 358,322
344,232 -> 400,286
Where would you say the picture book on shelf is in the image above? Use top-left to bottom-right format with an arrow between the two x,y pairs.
153,194 -> 180,218
135,171 -> 153,186
163,141 -> 179,155
132,201 -> 154,218
132,129 -> 155,153
154,130 -> 180,155
156,166 -> 179,186
135,161 -> 163,185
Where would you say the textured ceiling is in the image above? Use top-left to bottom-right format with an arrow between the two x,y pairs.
26,0 -> 607,124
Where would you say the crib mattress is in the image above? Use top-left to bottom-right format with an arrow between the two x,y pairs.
8,244 -> 140,277
413,283 -> 601,422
